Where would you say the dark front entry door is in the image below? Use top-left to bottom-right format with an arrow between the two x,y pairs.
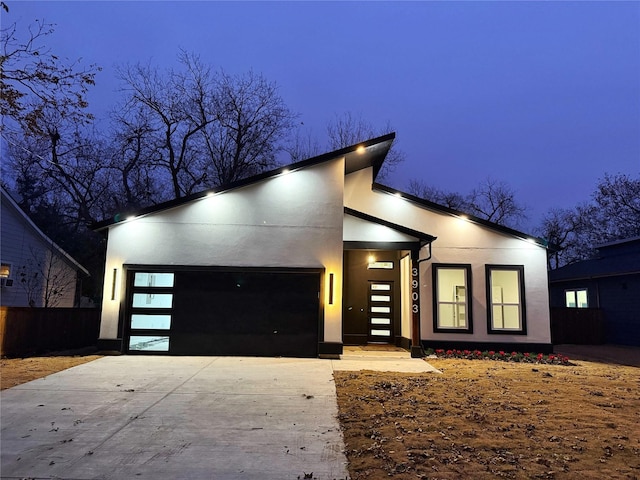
368,281 -> 394,343
343,250 -> 401,345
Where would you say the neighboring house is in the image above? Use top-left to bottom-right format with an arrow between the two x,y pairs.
0,187 -> 89,308
93,133 -> 552,357
549,237 -> 640,347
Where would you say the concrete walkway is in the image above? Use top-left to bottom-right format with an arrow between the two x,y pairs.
335,346 -> 441,373
1,354 -> 437,480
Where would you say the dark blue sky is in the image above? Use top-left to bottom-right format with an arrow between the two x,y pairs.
8,1 -> 640,229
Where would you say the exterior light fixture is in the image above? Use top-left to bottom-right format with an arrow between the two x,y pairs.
356,145 -> 366,154
111,268 -> 118,301
328,273 -> 334,305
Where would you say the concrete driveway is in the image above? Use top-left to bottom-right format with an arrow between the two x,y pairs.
1,354 -> 436,480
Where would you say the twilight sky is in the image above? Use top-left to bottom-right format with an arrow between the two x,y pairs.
6,1 -> 640,230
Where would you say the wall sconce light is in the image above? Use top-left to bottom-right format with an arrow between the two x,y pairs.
111,268 -> 117,301
328,273 -> 334,305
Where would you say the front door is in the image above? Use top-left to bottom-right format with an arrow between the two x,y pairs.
368,280 -> 394,343
343,250 -> 401,345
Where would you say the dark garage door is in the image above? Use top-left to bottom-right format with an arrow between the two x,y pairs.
125,269 -> 321,357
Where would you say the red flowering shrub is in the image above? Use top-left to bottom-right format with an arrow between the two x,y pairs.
426,348 -> 571,365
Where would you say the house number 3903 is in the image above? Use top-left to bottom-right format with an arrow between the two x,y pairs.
412,267 -> 419,314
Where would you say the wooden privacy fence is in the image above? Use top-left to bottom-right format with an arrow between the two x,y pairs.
551,307 -> 605,345
0,307 -> 100,357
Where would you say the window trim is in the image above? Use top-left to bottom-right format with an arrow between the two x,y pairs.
485,265 -> 527,335
565,288 -> 588,308
432,263 -> 473,333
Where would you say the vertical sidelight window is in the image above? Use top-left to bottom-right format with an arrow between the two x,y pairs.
433,264 -> 473,333
486,265 -> 526,334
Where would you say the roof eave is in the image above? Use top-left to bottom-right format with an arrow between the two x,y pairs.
344,206 -> 437,244
372,183 -> 551,249
92,133 -> 396,232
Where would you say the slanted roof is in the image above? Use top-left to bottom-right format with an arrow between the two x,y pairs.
1,187 -> 90,276
370,183 -> 551,249
596,236 -> 640,254
92,133 -> 396,232
549,237 -> 640,282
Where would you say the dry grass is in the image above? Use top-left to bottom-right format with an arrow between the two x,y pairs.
335,358 -> 640,479
0,355 -> 101,390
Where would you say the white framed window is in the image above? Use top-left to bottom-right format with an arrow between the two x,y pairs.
486,265 -> 526,334
565,289 -> 588,308
433,264 -> 473,332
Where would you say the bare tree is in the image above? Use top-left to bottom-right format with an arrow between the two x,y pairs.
407,179 -> 467,210
16,244 -> 79,307
115,53 -> 213,198
536,208 -> 582,269
2,17 -> 107,229
591,173 -> 640,239
408,177 -> 527,228
108,105 -> 164,210
537,173 -> 640,268
6,128 -> 112,228
326,112 -> 404,179
205,70 -> 296,185
285,127 -> 323,163
1,18 -> 99,136
466,177 -> 527,227
115,54 -> 296,197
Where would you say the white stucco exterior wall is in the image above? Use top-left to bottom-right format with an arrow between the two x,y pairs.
99,159 -> 345,343
343,214 -> 418,242
344,167 -> 551,345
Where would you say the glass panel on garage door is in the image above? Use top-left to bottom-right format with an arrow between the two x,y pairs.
127,272 -> 174,352
125,269 -> 321,357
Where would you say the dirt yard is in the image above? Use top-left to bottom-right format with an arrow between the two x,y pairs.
335,358 -> 640,479
2,355 -> 638,479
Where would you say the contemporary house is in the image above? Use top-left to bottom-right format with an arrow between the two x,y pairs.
1,187 -> 89,308
549,237 -> 640,346
94,134 -> 552,357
